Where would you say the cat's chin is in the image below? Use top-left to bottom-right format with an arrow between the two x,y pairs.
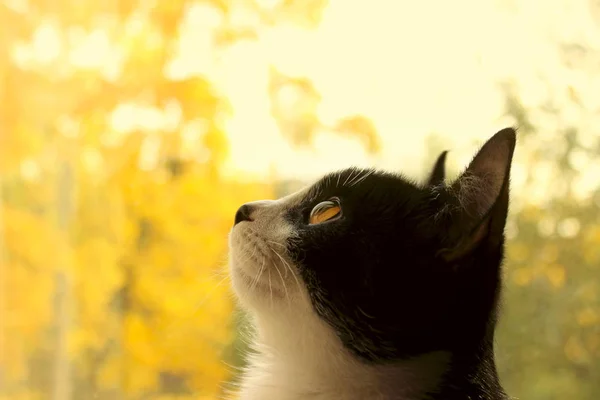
228,225 -> 304,310
230,263 -> 309,314
231,264 -> 284,298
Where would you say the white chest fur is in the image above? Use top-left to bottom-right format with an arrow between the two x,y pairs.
233,311 -> 448,400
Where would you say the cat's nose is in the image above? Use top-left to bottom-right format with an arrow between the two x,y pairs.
234,200 -> 275,226
234,204 -> 255,226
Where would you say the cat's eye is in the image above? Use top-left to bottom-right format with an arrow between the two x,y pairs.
309,198 -> 342,225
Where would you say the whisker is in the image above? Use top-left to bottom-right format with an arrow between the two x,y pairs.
273,249 -> 301,292
343,168 -> 358,186
236,245 -> 256,266
221,360 -> 245,372
272,258 -> 290,307
266,240 -> 286,248
247,239 -> 259,260
268,269 -> 273,309
346,169 -> 363,186
263,241 -> 287,278
250,256 -> 266,292
349,168 -> 375,187
242,226 -> 295,307
357,306 -> 376,320
247,226 -> 263,237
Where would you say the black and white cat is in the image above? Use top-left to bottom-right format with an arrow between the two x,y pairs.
228,128 -> 516,399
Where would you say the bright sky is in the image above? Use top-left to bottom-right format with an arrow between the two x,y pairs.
190,0 -> 600,194
11,0 -> 600,202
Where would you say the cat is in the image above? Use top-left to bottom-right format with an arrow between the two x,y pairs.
227,128 -> 516,400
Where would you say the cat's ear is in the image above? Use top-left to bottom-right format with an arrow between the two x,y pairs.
438,128 -> 516,262
426,150 -> 448,186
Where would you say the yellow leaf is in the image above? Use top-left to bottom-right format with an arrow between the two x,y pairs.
564,336 -> 590,364
586,333 -> 600,355
545,264 -> 566,288
97,354 -> 122,390
508,242 -> 529,262
513,268 -> 532,286
576,308 -> 598,327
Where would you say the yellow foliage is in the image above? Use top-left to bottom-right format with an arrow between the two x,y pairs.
564,336 -> 590,364
512,268 -> 533,286
582,226 -> 600,265
508,242 -> 530,263
576,308 -> 599,327
576,283 -> 598,303
0,394 -> 43,400
586,333 -> 600,355
0,1 -> 276,397
545,264 -> 566,289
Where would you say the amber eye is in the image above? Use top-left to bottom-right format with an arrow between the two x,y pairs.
309,198 -> 342,225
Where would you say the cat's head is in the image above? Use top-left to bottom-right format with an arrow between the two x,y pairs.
228,128 -> 516,362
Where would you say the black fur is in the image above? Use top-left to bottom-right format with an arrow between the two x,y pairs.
427,150 -> 448,186
283,129 -> 516,399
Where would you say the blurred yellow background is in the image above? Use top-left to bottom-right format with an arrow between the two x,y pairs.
1,0 -> 599,399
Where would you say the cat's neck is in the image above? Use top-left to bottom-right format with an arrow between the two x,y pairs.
237,311 -> 440,400
236,312 -> 507,400
431,339 -> 508,400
